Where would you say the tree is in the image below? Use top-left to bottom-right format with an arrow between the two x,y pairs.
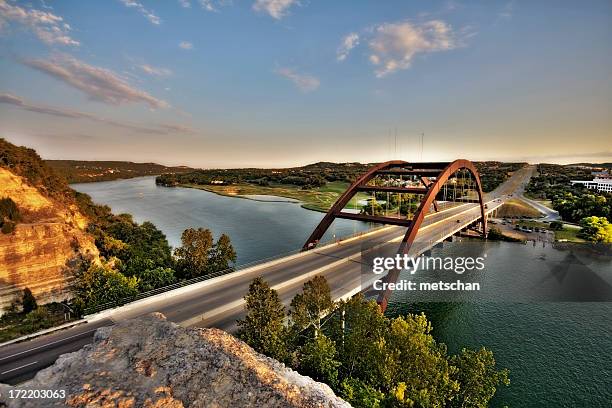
72,259 -> 139,312
578,216 -> 612,243
237,277 -> 288,361
174,227 -> 214,278
290,275 -> 334,336
329,294 -> 389,388
384,314 -> 459,407
209,233 -> 237,273
21,288 -> 37,313
339,377 -> 385,408
450,347 -> 510,408
138,267 -> 177,292
299,334 -> 341,387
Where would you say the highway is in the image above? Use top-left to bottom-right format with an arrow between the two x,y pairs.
0,166 -> 534,384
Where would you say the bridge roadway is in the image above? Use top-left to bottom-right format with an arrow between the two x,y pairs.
0,166 -> 533,384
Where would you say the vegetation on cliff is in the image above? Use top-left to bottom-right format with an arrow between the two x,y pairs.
238,276 -> 509,408
0,197 -> 21,233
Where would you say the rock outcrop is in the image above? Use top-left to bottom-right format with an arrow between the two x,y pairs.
0,168 -> 98,312
0,313 -> 351,408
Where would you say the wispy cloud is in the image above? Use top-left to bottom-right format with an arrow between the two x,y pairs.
21,54 -> 169,109
0,0 -> 79,46
118,0 -> 160,25
499,1 -> 514,19
337,32 -> 359,62
275,67 -> 319,93
367,20 -> 458,77
178,0 -> 191,8
138,63 -> 172,77
0,93 -> 192,135
253,0 -> 298,20
179,41 -> 193,50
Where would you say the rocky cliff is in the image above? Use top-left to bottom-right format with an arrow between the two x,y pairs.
0,167 -> 97,312
0,313 -> 351,408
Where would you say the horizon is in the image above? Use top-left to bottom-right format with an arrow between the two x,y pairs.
1,0 -> 611,167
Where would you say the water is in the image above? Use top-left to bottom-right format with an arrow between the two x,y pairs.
73,177 -> 612,407
386,241 -> 612,407
72,176 -> 372,265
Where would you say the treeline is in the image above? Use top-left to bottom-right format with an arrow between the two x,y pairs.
71,192 -> 236,312
156,162 -> 372,189
474,161 -> 527,192
47,160 -> 195,183
525,164 -> 611,223
237,276 -> 509,408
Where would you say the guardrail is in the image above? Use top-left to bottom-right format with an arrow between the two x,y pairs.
83,225 -> 388,316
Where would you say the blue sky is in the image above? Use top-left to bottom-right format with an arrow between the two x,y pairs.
0,0 -> 610,167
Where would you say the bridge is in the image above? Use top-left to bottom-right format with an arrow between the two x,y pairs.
0,161 -> 533,384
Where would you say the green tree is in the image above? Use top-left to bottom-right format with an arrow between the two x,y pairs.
450,347 -> 510,408
290,275 -> 334,337
339,377 -> 385,408
578,216 -> 612,243
72,259 -> 139,312
174,227 -> 214,278
21,288 -> 37,313
299,334 -> 341,387
329,294 -> 390,388
384,314 -> 459,407
209,233 -> 237,273
138,267 -> 177,292
237,277 -> 288,361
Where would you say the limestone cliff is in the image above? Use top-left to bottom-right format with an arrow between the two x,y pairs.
0,313 -> 352,408
0,167 -> 97,312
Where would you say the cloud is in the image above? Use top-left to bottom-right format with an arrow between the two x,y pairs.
499,1 -> 514,19
178,0 -> 191,8
21,54 -> 169,109
118,0 -> 160,25
337,32 -> 359,61
367,20 -> 458,77
275,67 -> 319,93
0,0 -> 79,46
138,64 -> 172,77
0,93 -> 192,135
253,0 -> 298,19
179,41 -> 193,50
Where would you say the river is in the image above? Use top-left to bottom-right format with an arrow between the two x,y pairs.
72,176 -> 612,407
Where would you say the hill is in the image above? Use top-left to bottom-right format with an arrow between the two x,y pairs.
0,138 -> 99,314
46,160 -> 196,183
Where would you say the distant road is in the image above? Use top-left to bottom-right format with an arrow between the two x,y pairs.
514,165 -> 560,221
0,167 -> 533,384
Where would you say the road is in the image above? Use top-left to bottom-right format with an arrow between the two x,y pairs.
0,165 -> 534,384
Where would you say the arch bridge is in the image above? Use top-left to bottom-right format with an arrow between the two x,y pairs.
303,159 -> 488,310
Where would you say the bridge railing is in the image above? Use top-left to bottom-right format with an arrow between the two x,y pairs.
82,224 -> 389,316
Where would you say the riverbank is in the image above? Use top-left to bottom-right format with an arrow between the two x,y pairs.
177,181 -> 369,212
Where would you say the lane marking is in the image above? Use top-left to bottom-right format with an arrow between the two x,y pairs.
1,361 -> 38,375
0,329 -> 98,362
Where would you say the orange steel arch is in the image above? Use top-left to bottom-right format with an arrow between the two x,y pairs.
303,159 -> 487,251
302,159 -> 488,311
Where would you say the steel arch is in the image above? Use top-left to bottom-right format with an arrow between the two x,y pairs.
301,159 -> 488,311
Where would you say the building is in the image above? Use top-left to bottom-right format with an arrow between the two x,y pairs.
570,177 -> 612,193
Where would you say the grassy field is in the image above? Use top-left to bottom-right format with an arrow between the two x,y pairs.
182,181 -> 369,212
496,198 -> 542,218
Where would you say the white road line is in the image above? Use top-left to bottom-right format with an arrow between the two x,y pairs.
1,361 -> 38,375
0,329 -> 98,362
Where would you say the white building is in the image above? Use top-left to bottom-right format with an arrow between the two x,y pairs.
570,177 -> 612,193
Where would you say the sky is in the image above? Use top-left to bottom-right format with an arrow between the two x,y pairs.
0,0 -> 610,167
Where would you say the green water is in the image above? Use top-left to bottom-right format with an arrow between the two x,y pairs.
386,241 -> 612,407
